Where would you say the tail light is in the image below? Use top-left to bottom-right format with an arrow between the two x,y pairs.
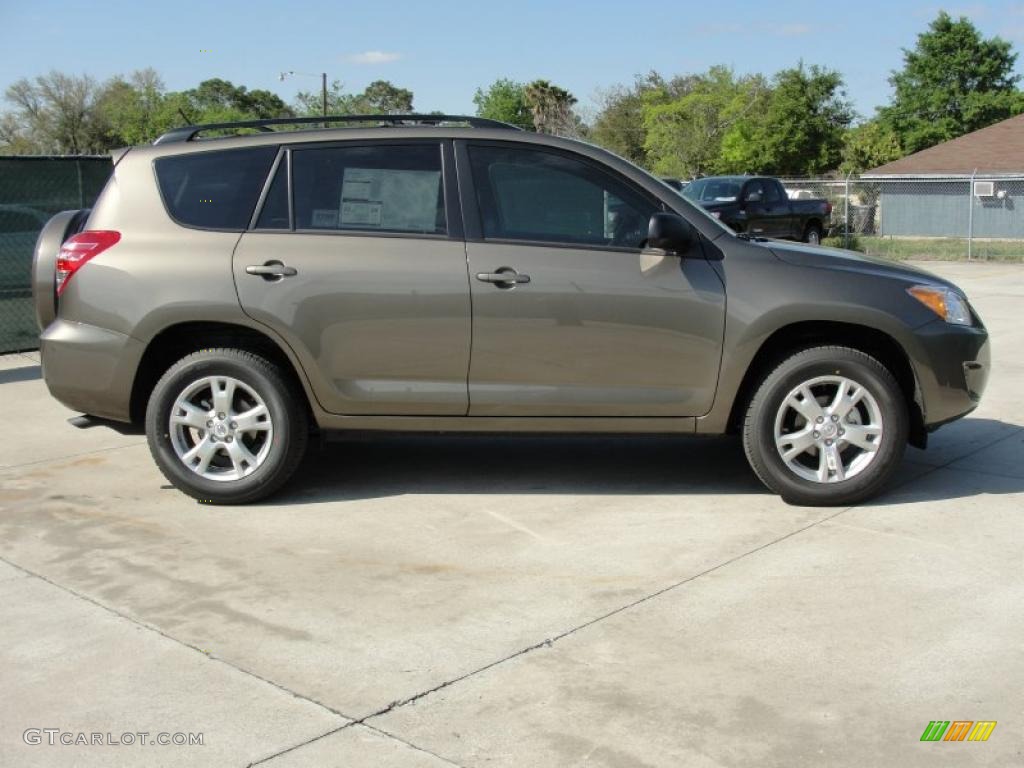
824,202 -> 833,216
56,230 -> 120,296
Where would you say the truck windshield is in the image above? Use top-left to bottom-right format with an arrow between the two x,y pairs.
683,178 -> 742,203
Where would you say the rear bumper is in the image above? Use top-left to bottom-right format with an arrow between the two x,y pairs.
912,318 -> 990,428
39,319 -> 143,422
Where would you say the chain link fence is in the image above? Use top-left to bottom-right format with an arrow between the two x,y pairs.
779,175 -> 1024,262
0,156 -> 112,353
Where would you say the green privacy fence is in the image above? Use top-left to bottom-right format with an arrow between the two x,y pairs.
0,156 -> 112,353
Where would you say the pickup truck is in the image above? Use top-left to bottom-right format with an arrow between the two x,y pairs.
683,176 -> 832,244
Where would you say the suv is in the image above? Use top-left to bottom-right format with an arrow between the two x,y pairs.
32,114 -> 990,506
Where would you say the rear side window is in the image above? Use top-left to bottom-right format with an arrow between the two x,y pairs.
155,147 -> 278,230
291,144 -> 445,234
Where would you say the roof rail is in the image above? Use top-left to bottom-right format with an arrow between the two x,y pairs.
153,114 -> 521,144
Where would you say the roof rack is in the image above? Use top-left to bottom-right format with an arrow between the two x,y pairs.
153,114 -> 521,144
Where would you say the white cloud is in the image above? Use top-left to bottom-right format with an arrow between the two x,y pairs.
347,51 -> 402,65
767,22 -> 814,37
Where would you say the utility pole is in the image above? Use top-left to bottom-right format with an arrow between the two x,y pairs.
280,70 -> 330,116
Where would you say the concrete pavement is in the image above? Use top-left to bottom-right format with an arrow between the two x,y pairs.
1,261 -> 1022,767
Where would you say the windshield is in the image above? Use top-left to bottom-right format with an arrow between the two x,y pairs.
683,178 -> 743,203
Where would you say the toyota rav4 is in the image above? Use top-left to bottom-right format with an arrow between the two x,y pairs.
32,114 -> 990,505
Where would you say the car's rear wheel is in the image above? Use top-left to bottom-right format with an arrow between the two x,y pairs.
742,346 -> 908,506
146,348 -> 307,504
803,223 -> 823,245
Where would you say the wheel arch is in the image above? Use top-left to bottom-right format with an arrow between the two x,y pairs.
725,320 -> 926,448
129,321 -> 317,426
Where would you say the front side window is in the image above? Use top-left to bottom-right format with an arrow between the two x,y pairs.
155,146 -> 278,230
291,144 -> 445,234
469,145 -> 656,249
743,180 -> 766,202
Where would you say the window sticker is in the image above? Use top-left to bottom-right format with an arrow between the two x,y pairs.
339,167 -> 440,232
311,209 -> 339,228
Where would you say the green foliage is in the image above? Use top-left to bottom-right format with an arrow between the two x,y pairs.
880,11 -> 1024,154
293,79 -> 413,117
840,120 -> 902,173
727,63 -> 853,175
589,73 -> 667,165
473,79 -> 533,129
642,67 -> 769,178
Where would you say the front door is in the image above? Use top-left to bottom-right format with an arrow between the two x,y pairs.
234,141 -> 471,416
460,142 -> 726,417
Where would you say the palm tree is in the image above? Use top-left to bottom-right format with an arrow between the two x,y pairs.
524,80 -> 578,135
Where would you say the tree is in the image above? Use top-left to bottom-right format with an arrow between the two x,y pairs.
880,12 -> 1024,154
840,120 -> 902,174
359,80 -> 413,113
3,71 -> 110,153
590,73 -> 674,166
642,66 -> 768,178
523,79 -> 580,135
473,78 -> 532,129
721,63 -> 853,175
96,69 -> 175,148
294,79 -> 413,116
179,78 -> 292,122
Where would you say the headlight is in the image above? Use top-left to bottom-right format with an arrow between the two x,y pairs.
907,285 -> 972,326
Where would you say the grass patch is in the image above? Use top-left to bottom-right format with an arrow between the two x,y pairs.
822,235 -> 1024,262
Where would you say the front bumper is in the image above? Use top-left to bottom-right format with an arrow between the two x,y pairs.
39,319 -> 144,422
911,317 -> 990,428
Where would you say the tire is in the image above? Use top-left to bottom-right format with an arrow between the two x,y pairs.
742,346 -> 908,506
803,223 -> 823,245
146,348 -> 308,504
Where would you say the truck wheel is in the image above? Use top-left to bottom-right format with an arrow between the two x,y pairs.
146,348 -> 308,504
742,346 -> 908,506
803,223 -> 823,245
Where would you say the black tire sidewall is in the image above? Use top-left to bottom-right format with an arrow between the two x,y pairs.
747,349 -> 908,505
146,351 -> 304,504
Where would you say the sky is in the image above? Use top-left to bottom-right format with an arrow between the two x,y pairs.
3,0 -> 1024,120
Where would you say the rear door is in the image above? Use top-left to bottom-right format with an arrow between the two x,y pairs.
762,179 -> 793,237
458,141 -> 725,417
234,140 -> 472,415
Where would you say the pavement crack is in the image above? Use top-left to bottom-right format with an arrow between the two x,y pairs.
0,554 -> 356,725
355,504 -> 855,726
354,423 -> 1024,727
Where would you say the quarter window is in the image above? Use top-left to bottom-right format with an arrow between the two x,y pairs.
155,146 -> 278,230
292,144 -> 445,234
468,145 -> 656,248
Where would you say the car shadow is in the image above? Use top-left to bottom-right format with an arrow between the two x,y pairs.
271,433 -> 761,504
0,364 -> 41,384
265,417 -> 1024,506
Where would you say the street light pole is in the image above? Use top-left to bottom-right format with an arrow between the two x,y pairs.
322,72 -> 327,117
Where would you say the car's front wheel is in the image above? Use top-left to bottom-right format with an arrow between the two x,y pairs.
742,346 -> 908,506
146,348 -> 308,504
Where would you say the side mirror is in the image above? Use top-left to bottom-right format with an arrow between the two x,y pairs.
646,212 -> 694,255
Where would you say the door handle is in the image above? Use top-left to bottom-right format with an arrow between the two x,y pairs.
246,261 -> 297,280
476,267 -> 530,287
